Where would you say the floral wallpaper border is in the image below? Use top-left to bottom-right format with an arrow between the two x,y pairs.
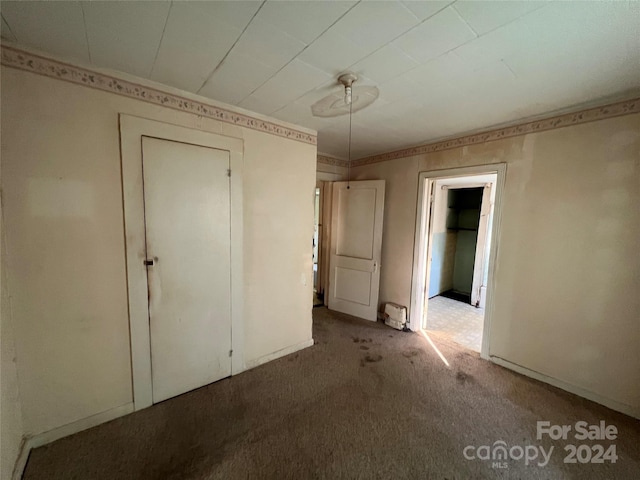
316,154 -> 349,167
350,97 -> 639,167
1,45 -> 317,146
3,45 -> 637,166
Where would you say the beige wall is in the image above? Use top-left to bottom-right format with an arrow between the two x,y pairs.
352,113 -> 640,415
1,65 -> 315,445
1,200 -> 23,480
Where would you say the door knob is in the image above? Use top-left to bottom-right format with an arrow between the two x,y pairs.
144,259 -> 154,266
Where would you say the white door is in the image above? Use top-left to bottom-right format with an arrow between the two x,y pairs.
471,184 -> 492,307
328,180 -> 385,321
142,137 -> 232,403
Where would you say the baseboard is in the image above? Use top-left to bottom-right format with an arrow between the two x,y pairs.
244,338 -> 314,371
12,438 -> 30,480
11,340 -> 315,479
12,403 -> 134,480
490,356 -> 639,419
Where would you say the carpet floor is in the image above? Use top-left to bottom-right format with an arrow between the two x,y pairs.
23,308 -> 639,479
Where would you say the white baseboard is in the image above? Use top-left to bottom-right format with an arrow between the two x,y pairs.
490,356 -> 639,420
12,403 -> 134,480
10,340 -> 314,478
12,438 -> 30,480
244,338 -> 314,371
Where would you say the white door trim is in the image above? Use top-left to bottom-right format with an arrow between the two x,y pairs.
119,114 -> 244,411
470,183 -> 493,307
409,164 -> 506,360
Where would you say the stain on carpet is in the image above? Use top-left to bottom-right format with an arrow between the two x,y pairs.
456,371 -> 477,386
364,354 -> 382,363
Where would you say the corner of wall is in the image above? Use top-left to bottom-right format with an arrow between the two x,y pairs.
1,194 -> 26,480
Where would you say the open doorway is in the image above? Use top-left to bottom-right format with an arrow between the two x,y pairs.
313,182 -> 323,307
410,165 -> 505,358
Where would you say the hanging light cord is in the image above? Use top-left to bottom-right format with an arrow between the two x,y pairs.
347,94 -> 353,189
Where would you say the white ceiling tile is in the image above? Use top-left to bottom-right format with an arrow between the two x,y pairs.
403,52 -> 469,89
197,82 -> 247,106
393,6 -> 477,63
199,52 -> 278,104
332,0 -> 420,51
272,102 -> 334,131
297,30 -> 371,75
320,113 -> 351,132
176,0 -> 262,30
151,2 -> 249,92
501,3 -> 640,108
232,18 -> 307,71
350,44 -> 419,84
1,1 -> 89,62
377,75 -> 422,103
400,0 -> 454,21
378,96 -> 427,120
404,61 -> 516,120
257,0 -> 355,45
451,14 -> 539,69
83,1 -> 170,77
517,1 -> 639,52
454,1 -> 639,71
407,60 -> 515,112
1,14 -> 16,41
296,80 -> 345,107
82,1 -> 170,39
86,25 -> 156,78
238,94 -> 283,117
453,0 -> 548,36
246,59 -> 334,113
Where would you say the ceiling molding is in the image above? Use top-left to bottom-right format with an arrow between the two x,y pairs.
0,45 -> 317,146
317,154 -> 349,167
352,97 -> 640,167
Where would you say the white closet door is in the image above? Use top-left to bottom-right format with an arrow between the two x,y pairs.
142,137 -> 231,403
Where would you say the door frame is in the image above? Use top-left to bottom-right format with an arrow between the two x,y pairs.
409,164 -> 506,360
314,180 -> 324,296
120,114 -> 243,411
470,183 -> 493,307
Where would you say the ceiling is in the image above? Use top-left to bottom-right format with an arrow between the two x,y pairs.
1,1 -> 639,160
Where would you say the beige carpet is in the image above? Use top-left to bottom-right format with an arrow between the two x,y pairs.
426,295 -> 484,352
23,308 -> 639,479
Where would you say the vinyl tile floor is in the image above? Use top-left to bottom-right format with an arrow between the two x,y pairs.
426,295 -> 484,352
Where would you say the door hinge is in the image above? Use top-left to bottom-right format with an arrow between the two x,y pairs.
227,169 -> 231,177
229,349 -> 233,357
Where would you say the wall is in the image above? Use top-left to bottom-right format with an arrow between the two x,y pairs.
0,64 -> 316,444
352,113 -> 640,415
1,188 -> 23,480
